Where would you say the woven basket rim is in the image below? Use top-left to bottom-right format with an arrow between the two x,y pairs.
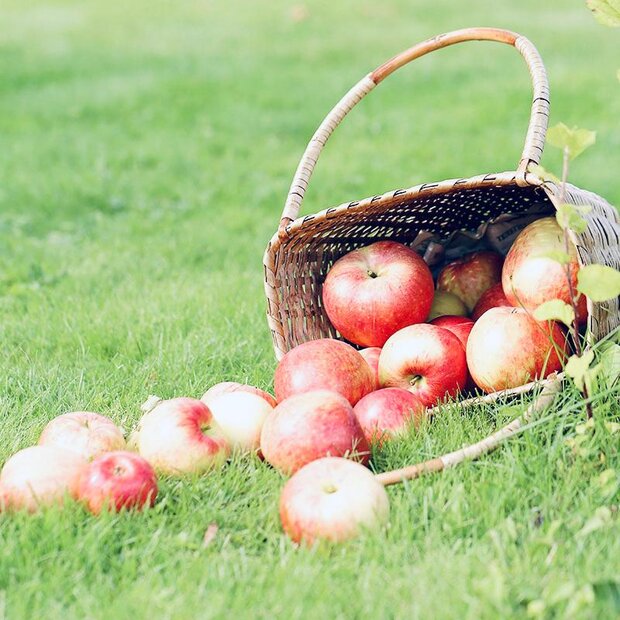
270,169 -> 546,250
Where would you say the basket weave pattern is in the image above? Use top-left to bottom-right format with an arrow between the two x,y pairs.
263,28 -> 620,373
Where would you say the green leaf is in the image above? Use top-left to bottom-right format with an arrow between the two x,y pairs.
555,203 -> 591,233
587,0 -> 620,27
542,249 -> 571,264
565,350 -> 596,391
592,581 -> 620,613
577,264 -> 620,301
533,299 -> 575,327
528,163 -> 560,184
597,341 -> 620,388
547,123 -> 597,160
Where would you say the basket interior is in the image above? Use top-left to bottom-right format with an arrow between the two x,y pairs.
270,182 -> 556,351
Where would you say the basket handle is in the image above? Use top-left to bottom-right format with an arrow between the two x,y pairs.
279,27 -> 549,230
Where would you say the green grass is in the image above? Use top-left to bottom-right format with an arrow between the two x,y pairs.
1,0 -> 619,617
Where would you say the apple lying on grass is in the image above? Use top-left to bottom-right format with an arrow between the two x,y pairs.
502,216 -> 587,324
201,382 -> 277,409
379,324 -> 467,407
437,250 -> 503,311
359,347 -> 382,390
260,390 -> 369,475
471,282 -> 511,321
205,391 -> 273,453
427,289 -> 468,320
78,451 -> 158,515
38,411 -> 126,460
353,388 -> 426,444
274,338 -> 374,406
466,306 -> 568,393
0,446 -> 87,512
322,240 -> 434,347
279,456 -> 390,545
137,397 -> 229,475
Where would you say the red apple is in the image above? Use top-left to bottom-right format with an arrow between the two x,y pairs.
0,446 -> 87,512
137,397 -> 230,475
201,382 -> 277,408
205,391 -> 273,453
77,451 -> 157,515
279,457 -> 390,545
378,324 -> 467,406
429,315 -> 474,350
471,283 -> 511,321
427,289 -> 468,320
38,411 -> 126,460
353,388 -> 426,444
359,347 -> 381,390
466,306 -> 568,393
260,390 -> 369,475
274,339 -> 375,406
502,217 -> 587,324
437,251 -> 503,311
322,240 -> 434,347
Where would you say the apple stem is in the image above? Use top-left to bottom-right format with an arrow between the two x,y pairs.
367,270 -> 378,279
559,146 -> 593,419
375,375 -> 562,486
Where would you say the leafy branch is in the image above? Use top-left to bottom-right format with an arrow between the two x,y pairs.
530,122 -> 620,418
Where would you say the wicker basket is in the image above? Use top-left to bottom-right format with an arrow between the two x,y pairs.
263,28 -> 620,399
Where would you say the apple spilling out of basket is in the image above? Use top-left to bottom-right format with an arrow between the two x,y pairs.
0,216 -> 582,544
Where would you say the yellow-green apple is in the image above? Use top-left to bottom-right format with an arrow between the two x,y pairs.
137,397 -> 229,475
279,457 -> 389,545
38,411 -> 126,460
274,339 -> 374,405
201,382 -> 277,408
322,240 -> 434,347
427,289 -> 468,320
353,388 -> 426,444
437,251 -> 503,311
260,390 -> 369,475
0,446 -> 87,512
466,306 -> 568,393
204,391 -> 273,453
359,347 -> 381,390
77,451 -> 157,515
502,217 -> 587,324
379,324 -> 467,406
471,282 -> 511,321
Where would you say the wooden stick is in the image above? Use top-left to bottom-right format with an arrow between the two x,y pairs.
375,374 -> 563,487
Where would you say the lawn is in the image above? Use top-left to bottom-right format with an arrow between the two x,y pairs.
1,0 -> 619,617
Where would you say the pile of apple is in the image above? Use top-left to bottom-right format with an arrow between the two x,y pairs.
0,216 -> 581,545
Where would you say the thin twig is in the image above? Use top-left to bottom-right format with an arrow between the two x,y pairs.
375,374 -> 563,486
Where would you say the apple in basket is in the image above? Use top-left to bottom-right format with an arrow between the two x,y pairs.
359,347 -> 382,390
437,250 -> 504,312
274,338 -> 374,406
321,240 -> 434,347
38,411 -> 126,460
137,398 -> 229,475
0,446 -> 87,512
353,388 -> 426,444
379,324 -> 468,407
279,457 -> 390,545
502,216 -> 587,324
260,390 -> 369,475
201,382 -> 277,408
427,289 -> 468,321
471,283 -> 511,321
78,451 -> 158,515
466,306 -> 568,393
